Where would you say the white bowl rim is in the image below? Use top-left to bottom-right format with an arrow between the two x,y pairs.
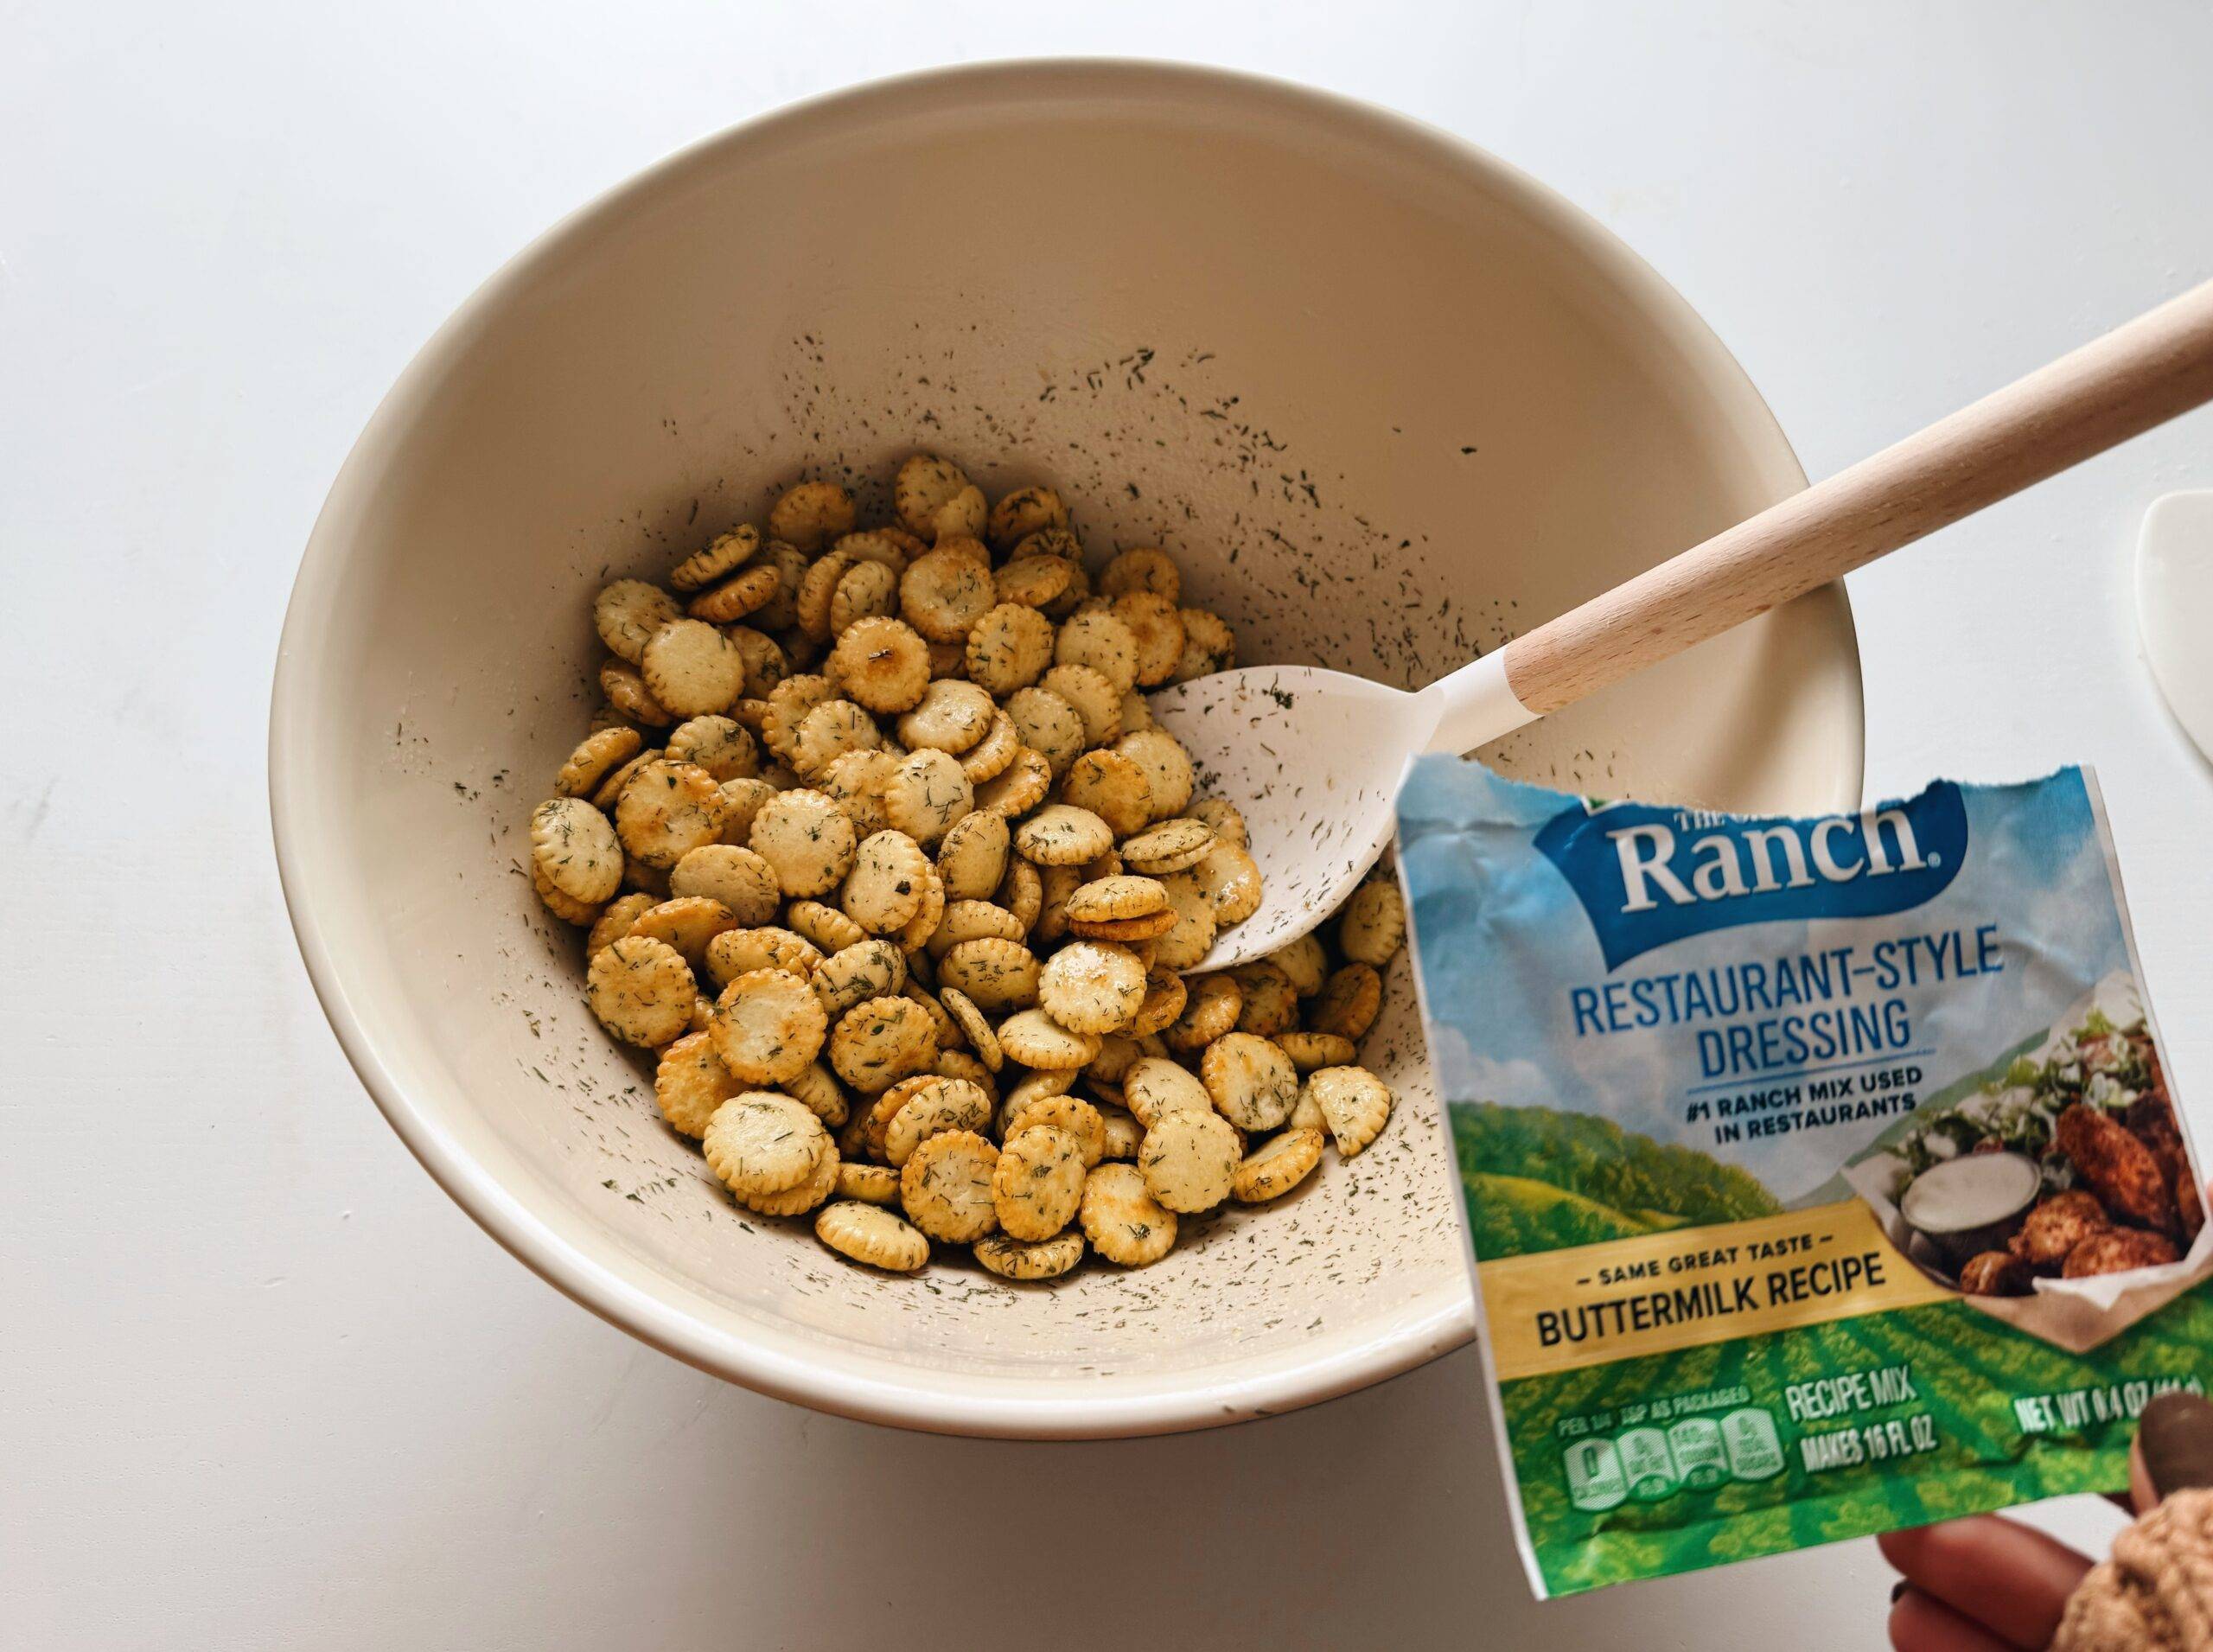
269,56 -> 1865,1438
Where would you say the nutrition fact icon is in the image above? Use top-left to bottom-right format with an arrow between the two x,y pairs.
1563,1407 -> 1785,1508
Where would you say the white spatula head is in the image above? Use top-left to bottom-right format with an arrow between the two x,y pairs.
2139,490 -> 2213,763
1145,666 -> 1440,971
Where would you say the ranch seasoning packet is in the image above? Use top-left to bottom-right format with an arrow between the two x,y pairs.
1395,761 -> 2212,1598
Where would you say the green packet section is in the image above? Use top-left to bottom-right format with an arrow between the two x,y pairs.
1504,1288 -> 2210,1596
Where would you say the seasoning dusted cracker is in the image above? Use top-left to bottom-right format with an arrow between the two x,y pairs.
1081,1163 -> 1177,1267
1067,909 -> 1178,943
666,715 -> 758,782
670,525 -> 760,591
1053,609 -> 1140,698
727,626 -> 790,700
1310,962 -> 1382,1041
897,978 -> 958,1049
599,659 -> 674,727
863,1074 -> 943,1160
710,966 -> 827,1085
829,994 -> 941,1093
993,555 -> 1075,610
818,748 -> 895,836
1138,1108 -> 1240,1214
827,616 -> 933,714
747,788 -> 858,897
587,891 -> 658,957
1173,608 -> 1236,681
1060,749 -> 1154,838
841,830 -> 930,935
1164,973 -> 1242,1052
997,856 -> 1044,932
811,938 -> 907,1019
973,1230 -> 1084,1281
1306,1065 -> 1392,1156
936,809 -> 1010,901
956,711 -> 1020,785
893,453 -> 972,539
748,1135 -> 840,1215
783,1060 -> 849,1127
716,777 -> 777,845
1113,813 -> 1220,877
686,562 -> 784,623
588,935 -> 697,1047
1267,934 -> 1327,998
899,1129 -> 1000,1243
1193,842 -> 1264,926
834,1164 -> 901,1207
1234,1128 -> 1325,1203
815,1198 -> 929,1271
829,558 -> 900,636
1230,960 -> 1299,1036
930,485 -> 986,542
1274,1030 -> 1356,1072
900,546 -> 996,642
1188,797 -> 1247,849
1116,730 -> 1196,820
1036,663 -> 1121,750
937,937 -> 1041,1013
641,619 -> 747,718
1066,875 -> 1169,923
615,760 -> 729,870
767,480 -> 857,554
895,858 -> 944,954
654,1030 -> 739,1138
1151,871 -> 1219,971
985,484 -> 1068,551
1014,805 -> 1113,867
884,1076 -> 993,1168
996,1009 -> 1100,1071
974,745 -> 1051,818
964,602 -> 1056,695
992,1125 -> 1087,1240
1037,940 -> 1146,1036
1128,966 -> 1188,1037
1200,1032 -> 1298,1131
556,726 -> 643,798
786,898 -> 865,954
595,578 -> 682,663
533,864 -> 602,925
936,985 -> 1003,1073
1122,1057 -> 1213,1130
1336,879 -> 1406,966
531,797 -> 624,904
628,896 -> 738,968
760,673 -> 835,764
1111,591 -> 1186,687
1003,687 -> 1087,779
669,844 -> 781,924
1002,1093 -> 1106,1168
703,1092 -> 828,1200
881,749 -> 972,845
1095,1101 -> 1144,1161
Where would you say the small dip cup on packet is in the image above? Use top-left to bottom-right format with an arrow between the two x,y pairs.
1394,761 -> 2211,1598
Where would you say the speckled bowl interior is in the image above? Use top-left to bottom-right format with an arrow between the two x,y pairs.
271,62 -> 1863,1437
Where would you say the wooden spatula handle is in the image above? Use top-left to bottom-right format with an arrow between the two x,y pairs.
1499,277 -> 2213,717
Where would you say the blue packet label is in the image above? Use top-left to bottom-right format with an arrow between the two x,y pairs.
1396,761 -> 2209,1598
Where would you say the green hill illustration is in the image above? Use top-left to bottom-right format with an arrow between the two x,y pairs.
1451,1101 -> 1780,1259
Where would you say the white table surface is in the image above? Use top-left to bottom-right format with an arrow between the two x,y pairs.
9,2 -> 2213,1645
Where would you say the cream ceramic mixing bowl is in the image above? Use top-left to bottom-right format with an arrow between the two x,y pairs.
271,61 -> 1863,1438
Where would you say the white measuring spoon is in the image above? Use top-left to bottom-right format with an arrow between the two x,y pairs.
1154,278 -> 2213,971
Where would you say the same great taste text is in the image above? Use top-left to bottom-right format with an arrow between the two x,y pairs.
1566,923 -> 2005,1088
